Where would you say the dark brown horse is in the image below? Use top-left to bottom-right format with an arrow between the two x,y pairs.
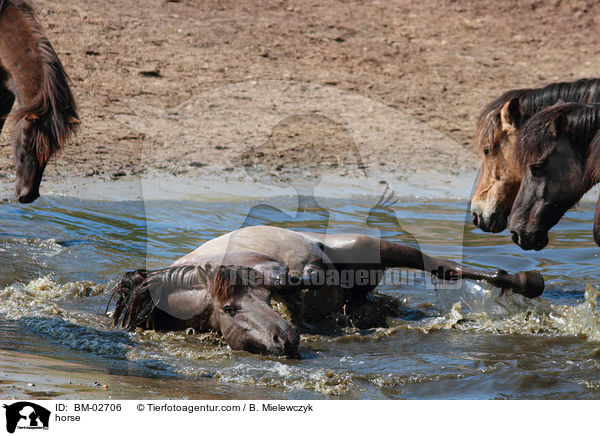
471,79 -> 600,233
0,0 -> 78,203
509,103 -> 600,250
112,226 -> 544,357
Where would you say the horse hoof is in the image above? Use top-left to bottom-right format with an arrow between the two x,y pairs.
513,271 -> 545,298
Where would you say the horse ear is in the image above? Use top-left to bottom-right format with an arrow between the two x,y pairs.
549,112 -> 567,137
500,98 -> 520,133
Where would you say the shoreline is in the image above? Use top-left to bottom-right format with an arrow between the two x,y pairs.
2,169 -> 599,203
1,168 -> 481,203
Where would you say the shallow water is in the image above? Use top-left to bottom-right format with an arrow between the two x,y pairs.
0,195 -> 599,399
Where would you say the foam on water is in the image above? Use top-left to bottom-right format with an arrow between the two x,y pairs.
0,277 -> 356,395
3,276 -> 600,396
410,282 -> 600,341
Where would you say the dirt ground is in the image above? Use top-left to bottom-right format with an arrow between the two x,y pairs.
2,0 -> 600,187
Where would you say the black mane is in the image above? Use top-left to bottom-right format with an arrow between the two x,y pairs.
111,264 -> 260,330
475,78 -> 600,153
8,0 -> 79,163
515,103 -> 600,170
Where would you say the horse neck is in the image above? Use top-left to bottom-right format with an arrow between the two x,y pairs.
1,1 -> 77,118
0,2 -> 45,104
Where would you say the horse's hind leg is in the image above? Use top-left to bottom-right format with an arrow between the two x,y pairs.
0,86 -> 15,135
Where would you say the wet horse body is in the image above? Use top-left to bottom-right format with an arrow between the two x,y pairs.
0,0 -> 78,202
471,78 -> 600,233
509,103 -> 600,250
171,226 -> 436,333
113,226 -> 544,357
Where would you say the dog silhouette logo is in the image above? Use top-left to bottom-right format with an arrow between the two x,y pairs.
3,402 -> 50,433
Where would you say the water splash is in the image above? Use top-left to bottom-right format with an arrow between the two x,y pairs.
3,276 -> 600,397
432,282 -> 600,341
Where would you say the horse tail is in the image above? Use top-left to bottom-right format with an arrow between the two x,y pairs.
11,0 -> 79,164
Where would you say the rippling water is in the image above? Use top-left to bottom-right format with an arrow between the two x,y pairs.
0,195 -> 599,399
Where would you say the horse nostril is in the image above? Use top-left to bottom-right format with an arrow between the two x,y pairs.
273,334 -> 280,344
16,187 -> 39,204
511,231 -> 519,245
471,213 -> 479,226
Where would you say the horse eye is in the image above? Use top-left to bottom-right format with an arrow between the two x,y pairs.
483,147 -> 490,156
530,163 -> 545,177
223,305 -> 238,316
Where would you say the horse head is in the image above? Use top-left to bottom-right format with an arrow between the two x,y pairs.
509,105 -> 596,250
472,95 -> 525,233
112,264 -> 300,357
472,79 -> 600,234
12,116 -> 45,203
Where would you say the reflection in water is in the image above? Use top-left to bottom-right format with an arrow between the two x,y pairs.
0,196 -> 598,399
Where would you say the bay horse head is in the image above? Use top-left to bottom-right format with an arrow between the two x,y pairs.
509,103 -> 600,250
11,115 -> 46,203
471,79 -> 600,233
11,108 -> 78,203
0,0 -> 79,203
472,91 -> 525,233
112,264 -> 300,357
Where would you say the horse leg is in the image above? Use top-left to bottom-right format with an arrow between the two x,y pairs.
301,233 -> 543,297
377,238 -> 544,297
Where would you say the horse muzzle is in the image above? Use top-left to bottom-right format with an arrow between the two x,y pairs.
15,182 -> 40,203
471,208 -> 508,233
510,229 -> 549,251
269,323 -> 300,358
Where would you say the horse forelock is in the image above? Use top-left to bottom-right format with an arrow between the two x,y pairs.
515,103 -> 600,171
9,0 -> 78,164
475,89 -> 526,154
209,264 -> 260,304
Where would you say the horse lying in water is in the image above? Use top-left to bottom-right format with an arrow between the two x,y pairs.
510,102 -> 600,250
471,78 -> 600,233
0,0 -> 78,203
112,226 -> 545,357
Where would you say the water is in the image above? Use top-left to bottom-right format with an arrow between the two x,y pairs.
0,195 -> 599,399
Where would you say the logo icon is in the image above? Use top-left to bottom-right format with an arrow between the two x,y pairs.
3,402 -> 50,433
